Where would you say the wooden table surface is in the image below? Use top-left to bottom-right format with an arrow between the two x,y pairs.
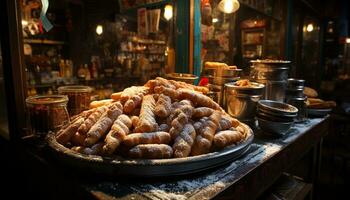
79,117 -> 329,200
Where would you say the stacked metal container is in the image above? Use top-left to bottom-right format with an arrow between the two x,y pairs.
285,78 -> 307,122
249,60 -> 291,102
205,68 -> 241,107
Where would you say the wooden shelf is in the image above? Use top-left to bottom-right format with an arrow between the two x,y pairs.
242,43 -> 263,46
23,39 -> 66,45
120,0 -> 171,13
241,2 -> 282,22
130,39 -> 166,45
119,50 -> 165,55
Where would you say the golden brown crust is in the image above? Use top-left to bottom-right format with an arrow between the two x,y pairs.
213,130 -> 243,148
78,106 -> 109,134
304,87 -> 318,98
193,107 -> 214,118
56,117 -> 85,145
178,88 -> 223,111
89,99 -> 114,109
103,114 -> 132,155
173,123 -> 196,158
155,94 -> 172,118
123,131 -> 171,147
135,95 -> 158,132
84,104 -> 122,146
191,111 -> 221,155
128,144 -> 173,159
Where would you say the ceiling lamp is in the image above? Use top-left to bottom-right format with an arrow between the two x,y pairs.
96,25 -> 103,35
218,0 -> 240,14
164,4 -> 173,21
306,23 -> 314,32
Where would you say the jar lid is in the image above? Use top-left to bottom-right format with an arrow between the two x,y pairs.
26,95 -> 68,105
58,85 -> 93,93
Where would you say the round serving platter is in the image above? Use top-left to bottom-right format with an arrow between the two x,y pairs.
46,123 -> 254,177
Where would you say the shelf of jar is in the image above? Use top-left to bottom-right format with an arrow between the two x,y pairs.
23,39 -> 67,45
118,50 -> 165,55
128,38 -> 166,45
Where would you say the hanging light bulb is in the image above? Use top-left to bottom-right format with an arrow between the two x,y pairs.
306,23 -> 314,32
96,25 -> 103,35
218,0 -> 240,14
164,4 -> 173,21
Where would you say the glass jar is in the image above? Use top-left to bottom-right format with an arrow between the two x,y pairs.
26,95 -> 70,136
58,85 -> 92,116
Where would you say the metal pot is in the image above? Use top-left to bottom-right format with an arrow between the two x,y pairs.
250,66 -> 289,81
254,79 -> 287,102
287,78 -> 305,89
285,96 -> 307,122
224,82 -> 265,121
208,84 -> 224,106
285,88 -> 305,98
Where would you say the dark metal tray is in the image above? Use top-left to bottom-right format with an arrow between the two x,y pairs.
46,124 -> 254,177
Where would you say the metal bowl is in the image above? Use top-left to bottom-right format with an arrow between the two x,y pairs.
257,117 -> 294,135
257,109 -> 295,122
258,100 -> 298,115
166,73 -> 198,84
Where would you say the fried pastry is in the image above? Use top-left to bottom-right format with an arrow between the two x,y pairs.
103,114 -> 132,155
214,129 -> 243,148
84,104 -> 122,146
90,99 -> 114,109
155,94 -> 172,118
135,95 -> 158,132
123,131 -> 171,147
191,111 -> 221,155
78,106 -> 109,134
173,123 -> 196,158
56,117 -> 85,145
128,144 -> 173,159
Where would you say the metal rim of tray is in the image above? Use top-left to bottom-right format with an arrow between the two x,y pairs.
46,123 -> 254,177
307,108 -> 332,117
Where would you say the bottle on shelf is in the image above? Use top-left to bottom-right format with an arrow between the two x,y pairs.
90,58 -> 98,79
65,59 -> 73,78
77,64 -> 86,79
59,59 -> 66,77
84,64 -> 91,80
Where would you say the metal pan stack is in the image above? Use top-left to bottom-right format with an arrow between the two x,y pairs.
285,78 -> 307,122
257,100 -> 298,136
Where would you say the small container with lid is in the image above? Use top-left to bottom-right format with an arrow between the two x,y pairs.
224,81 -> 265,124
58,85 -> 93,116
26,95 -> 70,136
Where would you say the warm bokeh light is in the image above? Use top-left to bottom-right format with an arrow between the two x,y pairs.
96,25 -> 103,35
218,0 -> 240,14
306,23 -> 314,32
164,4 -> 173,21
